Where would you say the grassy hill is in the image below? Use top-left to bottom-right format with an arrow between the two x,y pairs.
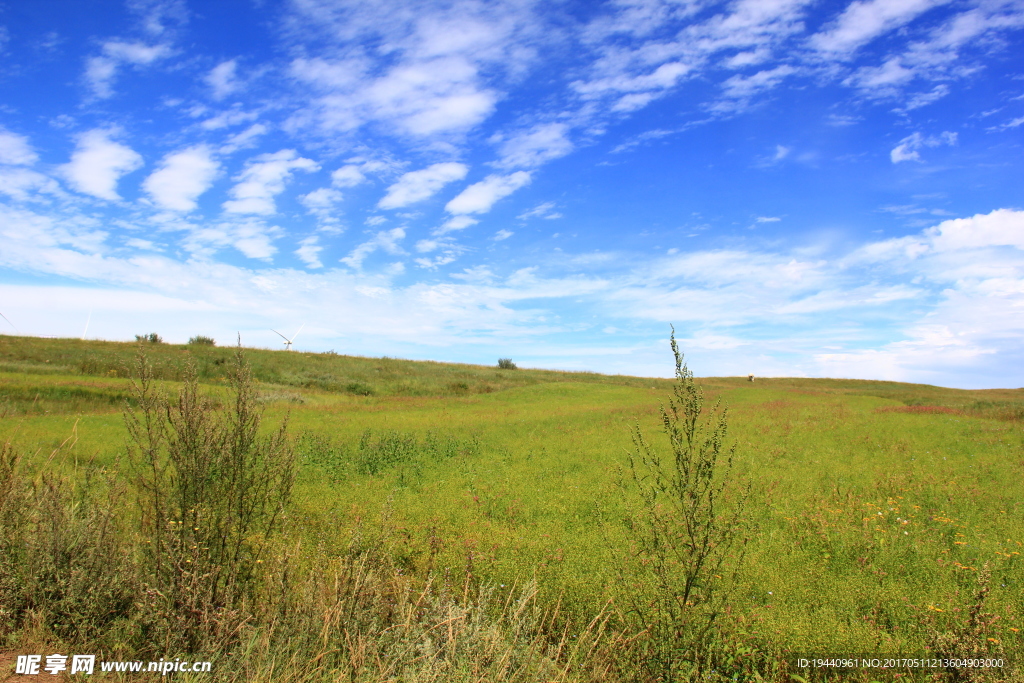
1,334 -> 1022,681
2,334 -> 1021,419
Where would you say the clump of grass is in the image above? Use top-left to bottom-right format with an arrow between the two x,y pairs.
346,381 -> 376,396
299,428 -> 480,482
0,438 -> 133,650
135,333 -> 163,343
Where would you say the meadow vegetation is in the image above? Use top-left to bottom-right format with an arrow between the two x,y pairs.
1,334 -> 1022,681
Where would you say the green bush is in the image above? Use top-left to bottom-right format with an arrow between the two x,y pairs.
187,335 -> 216,346
497,358 -> 517,370
135,332 -> 163,343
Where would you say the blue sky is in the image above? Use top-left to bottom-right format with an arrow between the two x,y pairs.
1,0 -> 1022,388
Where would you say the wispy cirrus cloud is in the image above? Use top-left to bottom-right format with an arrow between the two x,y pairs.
890,130 -> 956,163
445,172 -> 531,215
222,150 -> 319,215
810,0 -> 951,57
85,41 -> 174,98
378,162 -> 468,209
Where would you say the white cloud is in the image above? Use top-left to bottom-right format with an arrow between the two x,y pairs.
0,203 -> 110,255
756,216 -> 781,223
495,123 -> 574,169
891,138 -> 921,163
300,188 -> 341,208
378,162 -> 468,209
0,168 -> 66,202
200,108 -> 259,131
810,0 -> 951,56
3,195 -> 1023,387
925,208 -> 1024,252
182,219 -> 282,260
331,164 -> 367,188
223,150 -> 319,215
517,202 -> 562,220
284,2 -> 539,139
0,130 -> 39,165
725,48 -> 771,69
435,215 -> 479,235
716,65 -> 796,110
143,145 -> 219,211
844,57 -> 916,96
85,41 -> 173,98
295,235 -> 324,268
299,187 -> 343,226
366,59 -> 498,136
415,254 -> 459,269
102,40 -> 173,64
416,238 -> 442,253
899,84 -> 950,111
341,227 -> 406,269
573,60 -> 694,103
60,129 -> 144,201
125,237 -> 161,251
219,124 -> 267,154
128,0 -> 188,36
291,55 -> 498,138
493,229 -> 514,241
445,172 -> 531,215
890,131 -> 957,163
989,115 -> 1024,132
206,59 -> 240,100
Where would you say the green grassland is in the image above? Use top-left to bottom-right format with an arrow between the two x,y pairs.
1,335 -> 1022,682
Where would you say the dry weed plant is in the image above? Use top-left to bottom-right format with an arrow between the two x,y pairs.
926,564 -> 1012,683
124,343 -> 295,655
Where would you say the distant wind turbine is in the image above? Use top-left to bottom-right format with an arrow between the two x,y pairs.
272,324 -> 304,351
0,311 -> 19,335
82,309 -> 92,340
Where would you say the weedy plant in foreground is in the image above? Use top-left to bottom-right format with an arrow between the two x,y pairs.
617,328 -> 750,681
124,344 -> 295,654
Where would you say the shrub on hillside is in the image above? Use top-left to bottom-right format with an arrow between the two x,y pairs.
187,335 -> 216,346
497,358 -> 517,370
135,332 -> 163,343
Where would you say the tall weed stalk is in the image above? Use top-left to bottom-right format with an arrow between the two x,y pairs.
617,328 -> 750,680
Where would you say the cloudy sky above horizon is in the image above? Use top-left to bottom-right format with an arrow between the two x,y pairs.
1,0 -> 1022,388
